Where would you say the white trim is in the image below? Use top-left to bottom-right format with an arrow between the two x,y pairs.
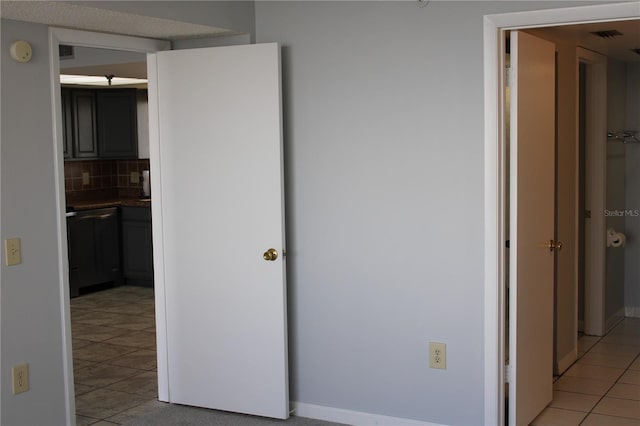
556,348 -> 578,376
606,308 -> 625,332
578,47 -> 608,337
49,27 -> 169,52
146,52 -> 170,403
48,28 -> 75,426
483,2 -> 640,425
292,402 -> 445,426
49,27 -> 170,425
625,307 -> 640,318
483,14 -> 505,426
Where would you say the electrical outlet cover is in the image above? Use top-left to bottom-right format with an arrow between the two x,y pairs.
12,363 -> 29,394
429,341 -> 446,369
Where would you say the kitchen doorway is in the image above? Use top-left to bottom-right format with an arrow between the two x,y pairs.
59,45 -> 160,423
49,31 -> 168,424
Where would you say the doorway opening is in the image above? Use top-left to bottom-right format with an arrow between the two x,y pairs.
484,3 -> 640,425
59,45 -> 160,422
49,29 -> 169,425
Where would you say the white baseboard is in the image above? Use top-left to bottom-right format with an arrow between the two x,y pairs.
626,307 -> 640,318
291,402 -> 445,426
606,308 -> 626,333
556,348 -> 577,375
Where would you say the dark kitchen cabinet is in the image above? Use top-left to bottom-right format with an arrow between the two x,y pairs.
121,206 -> 154,286
62,88 -> 138,159
97,90 -> 138,158
61,89 -> 74,159
71,90 -> 99,158
67,207 -> 122,297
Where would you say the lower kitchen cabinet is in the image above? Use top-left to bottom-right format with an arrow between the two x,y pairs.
67,207 -> 121,297
121,206 -> 154,286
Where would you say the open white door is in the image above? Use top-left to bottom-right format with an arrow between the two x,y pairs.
508,31 -> 556,426
148,43 -> 288,419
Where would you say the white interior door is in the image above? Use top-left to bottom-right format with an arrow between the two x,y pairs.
148,43 -> 289,419
509,31 -> 556,426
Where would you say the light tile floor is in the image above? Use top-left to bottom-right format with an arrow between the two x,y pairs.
532,318 -> 640,425
71,285 -> 164,426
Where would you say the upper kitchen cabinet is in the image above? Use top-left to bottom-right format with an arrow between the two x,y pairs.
62,88 -> 139,160
97,90 -> 138,159
61,89 -> 74,159
71,90 -> 99,158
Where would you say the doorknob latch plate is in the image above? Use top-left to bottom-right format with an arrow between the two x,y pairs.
548,240 -> 563,252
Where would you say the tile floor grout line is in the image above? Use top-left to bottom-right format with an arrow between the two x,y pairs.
72,285 -> 157,425
575,320 -> 640,425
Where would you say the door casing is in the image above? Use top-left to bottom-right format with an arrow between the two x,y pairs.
578,48 -> 608,337
48,27 -> 170,425
483,2 -> 640,425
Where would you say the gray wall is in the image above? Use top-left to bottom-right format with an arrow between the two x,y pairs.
254,1 -> 600,424
625,63 -> 640,311
59,46 -> 146,68
256,3 -> 487,422
0,1 -> 613,425
1,19 -> 69,426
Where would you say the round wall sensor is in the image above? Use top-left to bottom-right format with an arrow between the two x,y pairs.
10,41 -> 33,63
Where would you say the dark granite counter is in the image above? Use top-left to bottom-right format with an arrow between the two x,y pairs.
67,198 -> 151,211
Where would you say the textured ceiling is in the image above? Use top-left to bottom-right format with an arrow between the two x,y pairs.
0,1 -> 235,40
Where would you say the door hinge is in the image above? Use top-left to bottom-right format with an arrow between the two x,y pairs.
504,364 -> 511,383
506,67 -> 513,88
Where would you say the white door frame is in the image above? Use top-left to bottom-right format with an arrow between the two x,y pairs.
579,48 -> 608,337
483,3 -> 640,425
48,27 -> 170,425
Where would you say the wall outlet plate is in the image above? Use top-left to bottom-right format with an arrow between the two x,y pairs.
12,363 -> 29,394
429,341 -> 446,369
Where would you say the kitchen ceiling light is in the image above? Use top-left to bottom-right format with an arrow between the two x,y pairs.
60,74 -> 147,86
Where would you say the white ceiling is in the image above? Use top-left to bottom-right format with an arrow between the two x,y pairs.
0,1 -> 234,40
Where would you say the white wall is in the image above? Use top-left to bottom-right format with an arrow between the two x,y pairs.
554,40 -> 578,373
606,58 -> 627,323
625,63 -> 640,313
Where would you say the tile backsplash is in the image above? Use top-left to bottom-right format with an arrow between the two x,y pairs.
65,159 -> 150,204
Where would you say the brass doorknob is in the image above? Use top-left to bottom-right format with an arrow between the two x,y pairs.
263,248 -> 278,261
548,240 -> 563,252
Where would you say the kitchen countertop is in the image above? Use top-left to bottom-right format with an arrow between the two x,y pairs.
67,198 -> 151,212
